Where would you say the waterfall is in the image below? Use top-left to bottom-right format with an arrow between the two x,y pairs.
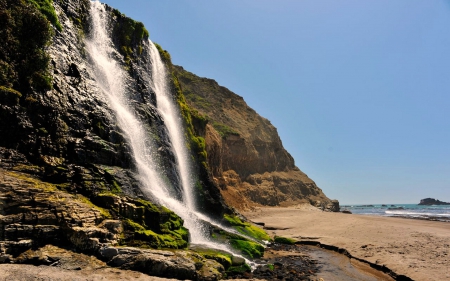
86,1 -> 257,261
147,42 -> 196,212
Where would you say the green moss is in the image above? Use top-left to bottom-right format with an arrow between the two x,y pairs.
212,122 -> 239,138
200,251 -> 232,269
230,239 -> 264,259
274,236 -> 296,245
122,218 -> 188,249
224,214 -> 270,241
6,171 -> 57,192
27,0 -> 62,31
226,263 -> 251,275
76,194 -> 112,219
38,127 -> 48,135
111,9 -> 149,66
135,198 -> 162,213
0,86 -> 22,105
267,263 -> 274,271
154,43 -> 171,64
110,180 -> 122,194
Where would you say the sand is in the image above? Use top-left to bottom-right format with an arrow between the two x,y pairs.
243,205 -> 450,281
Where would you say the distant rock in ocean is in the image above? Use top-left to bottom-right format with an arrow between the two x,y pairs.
418,198 -> 450,205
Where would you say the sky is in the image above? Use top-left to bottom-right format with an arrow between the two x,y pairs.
99,0 -> 450,205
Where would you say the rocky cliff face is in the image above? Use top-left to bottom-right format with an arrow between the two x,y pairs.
0,0 -> 230,278
174,66 -> 338,211
0,0 -> 226,213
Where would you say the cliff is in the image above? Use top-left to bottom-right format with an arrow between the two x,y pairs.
173,66 -> 338,211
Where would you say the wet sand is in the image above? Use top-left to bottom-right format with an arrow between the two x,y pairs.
243,205 -> 450,281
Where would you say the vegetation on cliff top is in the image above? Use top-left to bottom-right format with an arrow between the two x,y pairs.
111,8 -> 149,65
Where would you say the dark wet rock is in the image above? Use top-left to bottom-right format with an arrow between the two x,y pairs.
229,243 -> 318,281
388,207 -> 404,210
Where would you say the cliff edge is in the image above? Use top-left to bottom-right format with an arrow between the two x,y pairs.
174,66 -> 338,211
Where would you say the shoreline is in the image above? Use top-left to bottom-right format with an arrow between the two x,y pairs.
243,205 -> 450,281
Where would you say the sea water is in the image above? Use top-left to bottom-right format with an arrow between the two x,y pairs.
341,204 -> 450,222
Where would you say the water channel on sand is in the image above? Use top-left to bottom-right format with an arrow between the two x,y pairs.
255,244 -> 395,281
304,246 -> 394,281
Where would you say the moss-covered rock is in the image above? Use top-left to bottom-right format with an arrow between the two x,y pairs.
274,236 -> 296,245
197,250 -> 233,269
123,219 -> 188,249
223,214 -> 270,241
0,86 -> 22,105
110,9 -> 149,65
226,263 -> 252,277
117,200 -> 189,250
229,239 -> 264,259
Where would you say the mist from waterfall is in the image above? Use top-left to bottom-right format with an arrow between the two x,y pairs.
86,1 -> 248,253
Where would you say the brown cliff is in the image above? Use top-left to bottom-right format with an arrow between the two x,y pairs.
174,66 -> 338,211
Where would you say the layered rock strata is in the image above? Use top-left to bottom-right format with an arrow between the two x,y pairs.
174,66 -> 338,211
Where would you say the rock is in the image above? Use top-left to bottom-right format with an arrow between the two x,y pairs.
388,207 -> 404,210
418,198 -> 450,205
100,246 -> 224,281
231,256 -> 246,266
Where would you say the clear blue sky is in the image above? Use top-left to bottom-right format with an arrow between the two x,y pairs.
99,0 -> 450,205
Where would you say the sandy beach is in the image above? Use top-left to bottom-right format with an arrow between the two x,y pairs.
243,205 -> 450,281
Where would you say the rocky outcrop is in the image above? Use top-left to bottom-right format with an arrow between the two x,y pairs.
0,169 -> 229,280
174,66 -> 338,211
418,198 -> 450,205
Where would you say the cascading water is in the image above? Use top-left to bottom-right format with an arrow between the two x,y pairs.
147,42 -> 196,213
86,1 -> 259,261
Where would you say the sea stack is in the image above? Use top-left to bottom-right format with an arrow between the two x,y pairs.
418,198 -> 450,205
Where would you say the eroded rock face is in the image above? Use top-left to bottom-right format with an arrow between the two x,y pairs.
174,66 -> 339,211
0,170 -> 226,280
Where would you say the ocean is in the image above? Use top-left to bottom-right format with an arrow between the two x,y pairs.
340,204 -> 450,222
